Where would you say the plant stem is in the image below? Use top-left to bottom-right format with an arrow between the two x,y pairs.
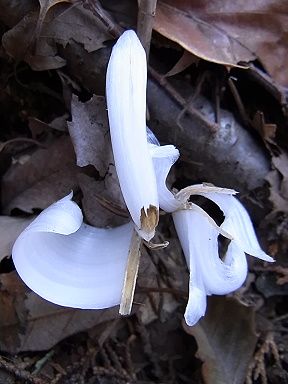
137,0 -> 158,59
119,229 -> 142,315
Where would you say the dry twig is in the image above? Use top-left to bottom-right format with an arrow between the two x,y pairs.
119,230 -> 142,315
137,0 -> 158,58
83,0 -> 122,37
149,66 -> 218,133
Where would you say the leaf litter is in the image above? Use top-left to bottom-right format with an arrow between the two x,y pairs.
155,0 -> 288,87
0,0 -> 288,383
2,1 -> 112,71
183,297 -> 257,384
67,95 -> 113,177
1,136 -> 78,214
0,216 -> 34,262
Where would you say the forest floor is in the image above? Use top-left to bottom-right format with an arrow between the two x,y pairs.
0,1 -> 288,383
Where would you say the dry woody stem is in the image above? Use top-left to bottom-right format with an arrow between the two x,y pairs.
137,0 -> 158,58
119,229 -> 142,315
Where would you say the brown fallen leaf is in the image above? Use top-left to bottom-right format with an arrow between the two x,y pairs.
2,11 -> 66,70
252,111 -> 277,143
271,152 -> 288,200
0,216 -> 34,261
0,271 -> 121,353
165,50 -> 199,77
154,1 -> 254,69
28,114 -> 69,138
78,172 -> 128,228
37,0 -> 73,30
183,296 -> 257,384
2,3 -> 111,70
68,94 -> 130,227
67,95 -> 113,177
265,150 -> 288,216
34,0 -> 74,66
0,138 -> 46,154
265,170 -> 288,214
155,0 -> 288,86
1,136 -> 78,214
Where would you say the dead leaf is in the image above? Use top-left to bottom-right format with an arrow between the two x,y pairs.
41,4 -> 110,53
1,136 -> 78,214
272,152 -> 288,200
67,95 -> 113,176
2,12 -> 66,70
78,172 -> 128,228
165,50 -> 199,77
264,150 -> 288,214
252,111 -> 277,143
0,272 -> 28,351
154,2 -> 254,68
183,296 -> 257,384
0,0 -> 35,27
0,271 -> 121,353
38,0 -> 72,24
28,114 -> 69,138
0,138 -> 45,154
155,0 -> 288,86
34,0 -> 74,64
0,216 -> 34,261
265,170 -> 288,213
2,3 -> 111,70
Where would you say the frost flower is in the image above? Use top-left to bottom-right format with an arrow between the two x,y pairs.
12,193 -> 134,308
149,137 -> 274,326
12,30 -> 274,327
11,30 -> 172,313
106,30 -> 159,241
